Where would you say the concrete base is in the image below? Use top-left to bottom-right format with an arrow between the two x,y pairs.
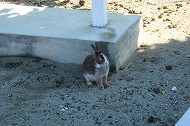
0,3 -> 140,71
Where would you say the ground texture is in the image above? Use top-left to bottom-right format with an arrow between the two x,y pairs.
0,0 -> 190,126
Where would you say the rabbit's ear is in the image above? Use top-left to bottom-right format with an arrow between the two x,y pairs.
91,44 -> 97,52
95,42 -> 102,50
95,42 -> 102,54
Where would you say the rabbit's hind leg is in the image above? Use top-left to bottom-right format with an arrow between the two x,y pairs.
84,74 -> 95,86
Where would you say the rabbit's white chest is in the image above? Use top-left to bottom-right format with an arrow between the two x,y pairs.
96,65 -> 109,75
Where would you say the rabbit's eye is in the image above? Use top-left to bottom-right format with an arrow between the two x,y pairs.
96,54 -> 105,64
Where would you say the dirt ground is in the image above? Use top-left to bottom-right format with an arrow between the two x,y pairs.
0,0 -> 190,126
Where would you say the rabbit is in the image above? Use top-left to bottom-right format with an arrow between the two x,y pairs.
82,42 -> 110,90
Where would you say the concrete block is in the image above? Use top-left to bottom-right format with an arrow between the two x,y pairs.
0,3 -> 141,71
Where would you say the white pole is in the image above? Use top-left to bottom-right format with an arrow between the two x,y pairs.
92,0 -> 107,27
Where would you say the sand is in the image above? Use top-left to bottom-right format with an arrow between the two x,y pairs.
0,0 -> 190,125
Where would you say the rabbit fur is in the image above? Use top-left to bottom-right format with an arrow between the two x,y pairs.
82,42 -> 110,89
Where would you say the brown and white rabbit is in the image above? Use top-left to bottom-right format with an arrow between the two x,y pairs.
82,42 -> 110,90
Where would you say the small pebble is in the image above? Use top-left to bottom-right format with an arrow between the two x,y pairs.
152,88 -> 160,94
165,65 -> 173,70
158,13 -> 163,18
171,86 -> 177,91
147,116 -> 156,123
173,51 -> 181,55
79,0 -> 85,6
186,55 -> 190,58
163,6 -> 168,9
161,91 -> 166,94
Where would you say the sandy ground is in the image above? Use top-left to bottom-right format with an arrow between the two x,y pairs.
0,0 -> 190,126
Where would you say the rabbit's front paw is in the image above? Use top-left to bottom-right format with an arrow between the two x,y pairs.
98,85 -> 104,90
87,81 -> 93,86
103,83 -> 110,88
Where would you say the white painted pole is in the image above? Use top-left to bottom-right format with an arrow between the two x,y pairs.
92,0 -> 107,27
